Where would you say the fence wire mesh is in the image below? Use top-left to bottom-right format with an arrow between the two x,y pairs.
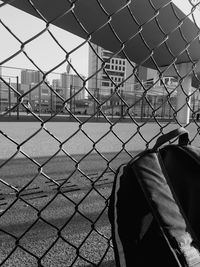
0,0 -> 200,266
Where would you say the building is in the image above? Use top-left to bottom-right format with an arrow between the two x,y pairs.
20,69 -> 53,112
21,69 -> 42,85
51,72 -> 86,113
88,44 -> 136,97
52,79 -> 60,89
60,72 -> 85,100
70,74 -> 85,100
0,80 -> 17,111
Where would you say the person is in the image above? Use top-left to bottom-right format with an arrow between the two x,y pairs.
26,101 -> 32,115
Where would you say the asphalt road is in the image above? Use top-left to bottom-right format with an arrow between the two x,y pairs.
0,187 -> 114,266
0,151 -> 136,185
0,151 -> 137,266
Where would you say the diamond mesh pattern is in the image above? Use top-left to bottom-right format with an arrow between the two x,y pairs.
0,0 -> 200,266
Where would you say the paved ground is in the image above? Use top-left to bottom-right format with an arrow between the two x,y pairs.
0,187 -> 114,266
0,151 -> 136,266
0,121 -> 200,266
1,121 -> 199,160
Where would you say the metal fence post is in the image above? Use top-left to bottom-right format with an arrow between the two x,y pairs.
16,76 -> 19,120
70,84 -> 73,113
39,84 -> 41,116
176,63 -> 192,125
162,63 -> 193,125
8,78 -> 11,117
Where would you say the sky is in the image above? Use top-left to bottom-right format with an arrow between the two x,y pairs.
0,2 -> 89,79
174,0 -> 200,27
0,0 -> 199,81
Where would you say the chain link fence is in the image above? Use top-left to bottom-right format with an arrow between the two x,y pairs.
0,0 -> 200,266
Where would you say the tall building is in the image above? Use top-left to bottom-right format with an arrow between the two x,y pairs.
60,72 -> 70,99
52,79 -> 61,89
0,81 -> 17,111
88,44 -> 136,96
60,72 -> 85,100
21,69 -> 42,85
70,74 -> 85,100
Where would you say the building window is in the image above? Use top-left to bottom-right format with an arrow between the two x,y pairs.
103,51 -> 113,57
1,87 -> 8,91
102,82 -> 110,87
42,89 -> 49,94
146,78 -> 154,88
107,71 -> 124,76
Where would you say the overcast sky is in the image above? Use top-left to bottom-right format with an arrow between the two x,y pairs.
0,2 -> 89,78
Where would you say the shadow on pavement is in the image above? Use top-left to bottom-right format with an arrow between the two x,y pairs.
85,260 -> 116,267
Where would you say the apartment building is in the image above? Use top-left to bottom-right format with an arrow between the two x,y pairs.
21,69 -> 42,85
88,44 -> 136,97
59,73 -> 85,100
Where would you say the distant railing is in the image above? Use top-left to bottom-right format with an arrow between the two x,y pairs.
1,69 -> 199,121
